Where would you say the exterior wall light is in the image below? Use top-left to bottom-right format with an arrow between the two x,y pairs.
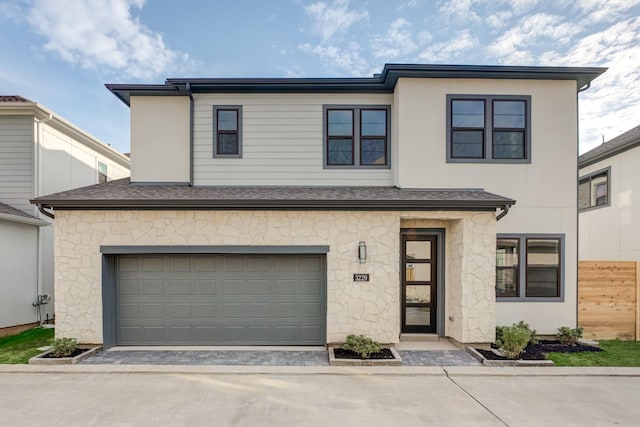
358,241 -> 367,263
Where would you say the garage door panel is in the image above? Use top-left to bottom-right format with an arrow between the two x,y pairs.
115,254 -> 325,345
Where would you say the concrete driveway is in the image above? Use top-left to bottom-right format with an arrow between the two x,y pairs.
0,366 -> 639,426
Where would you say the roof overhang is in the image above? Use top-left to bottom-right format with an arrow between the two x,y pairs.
106,63 -> 607,106
0,211 -> 49,226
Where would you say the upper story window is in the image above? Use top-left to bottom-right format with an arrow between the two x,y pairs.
579,167 -> 609,211
447,95 -> 531,164
98,161 -> 108,184
323,105 -> 390,168
496,234 -> 564,301
213,105 -> 242,158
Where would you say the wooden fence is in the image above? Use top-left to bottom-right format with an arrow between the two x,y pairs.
578,261 -> 639,340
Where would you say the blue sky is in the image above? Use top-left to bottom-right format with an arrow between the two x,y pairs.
0,0 -> 639,155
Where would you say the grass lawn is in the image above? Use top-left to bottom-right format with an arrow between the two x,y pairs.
547,340 -> 640,367
0,327 -> 55,364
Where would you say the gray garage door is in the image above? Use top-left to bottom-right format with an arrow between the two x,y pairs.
115,254 -> 325,345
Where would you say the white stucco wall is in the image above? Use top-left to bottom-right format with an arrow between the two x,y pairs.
53,209 -> 496,345
130,96 -> 190,183
579,145 -> 640,263
0,220 -> 38,328
394,78 -> 579,333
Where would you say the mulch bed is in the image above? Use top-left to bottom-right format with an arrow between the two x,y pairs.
477,340 -> 603,361
333,348 -> 396,360
40,348 -> 90,359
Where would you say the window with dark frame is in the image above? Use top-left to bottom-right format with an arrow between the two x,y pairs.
325,106 -> 389,168
98,161 -> 108,184
213,106 -> 242,157
448,95 -> 530,162
579,170 -> 609,210
496,235 -> 562,300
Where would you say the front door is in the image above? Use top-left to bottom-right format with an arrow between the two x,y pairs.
401,234 -> 437,333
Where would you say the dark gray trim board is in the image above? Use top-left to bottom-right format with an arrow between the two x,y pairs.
102,254 -> 117,348
106,64 -> 606,105
100,245 -> 331,255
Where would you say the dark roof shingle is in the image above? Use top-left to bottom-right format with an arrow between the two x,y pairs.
32,178 -> 515,211
0,95 -> 32,102
0,201 -> 40,220
580,125 -> 640,167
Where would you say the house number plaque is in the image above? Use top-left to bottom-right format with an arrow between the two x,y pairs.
353,274 -> 370,282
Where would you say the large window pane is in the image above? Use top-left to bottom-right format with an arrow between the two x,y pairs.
328,110 -> 353,136
493,131 -> 524,159
361,110 -> 386,136
493,101 -> 525,128
327,138 -> 353,165
578,179 -> 590,209
452,100 -> 485,127
406,285 -> 430,303
217,133 -> 238,154
526,239 -> 560,297
591,173 -> 608,206
496,238 -> 519,298
452,130 -> 483,158
406,241 -> 431,260
405,307 -> 430,326
217,110 -> 238,131
361,138 -> 386,165
406,263 -> 431,282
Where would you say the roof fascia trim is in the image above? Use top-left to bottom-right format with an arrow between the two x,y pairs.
579,138 -> 640,168
0,212 -> 49,226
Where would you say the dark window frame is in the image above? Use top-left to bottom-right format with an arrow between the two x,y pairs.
213,105 -> 242,158
496,233 -> 565,302
579,167 -> 610,211
446,94 -> 531,164
323,105 -> 391,169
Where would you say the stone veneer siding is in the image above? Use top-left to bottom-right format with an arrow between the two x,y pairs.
54,210 -> 496,344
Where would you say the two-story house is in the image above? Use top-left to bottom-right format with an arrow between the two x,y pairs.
32,64 -> 605,347
0,96 -> 130,333
579,125 -> 640,263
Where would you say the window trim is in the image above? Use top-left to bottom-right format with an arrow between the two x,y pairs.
579,166 -> 611,212
446,94 -> 531,164
212,105 -> 242,158
323,104 -> 391,169
496,233 -> 565,302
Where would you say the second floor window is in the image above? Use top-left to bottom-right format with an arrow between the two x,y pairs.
324,105 -> 390,168
447,95 -> 531,163
579,168 -> 609,210
213,105 -> 242,157
98,161 -> 108,184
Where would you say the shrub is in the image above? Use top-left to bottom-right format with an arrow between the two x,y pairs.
496,321 -> 537,359
556,326 -> 584,346
340,334 -> 381,358
50,337 -> 78,358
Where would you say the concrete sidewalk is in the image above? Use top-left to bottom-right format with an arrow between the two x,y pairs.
0,367 -> 639,426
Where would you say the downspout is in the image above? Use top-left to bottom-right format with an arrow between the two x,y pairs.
37,204 -> 55,220
186,83 -> 194,186
496,204 -> 510,221
34,113 -> 53,324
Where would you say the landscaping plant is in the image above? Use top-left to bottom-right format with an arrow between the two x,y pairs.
495,321 -> 537,359
340,334 -> 381,358
556,326 -> 584,346
50,337 -> 79,358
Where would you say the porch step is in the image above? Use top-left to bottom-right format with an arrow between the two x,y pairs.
399,334 -> 439,342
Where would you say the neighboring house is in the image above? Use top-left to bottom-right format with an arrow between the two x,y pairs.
579,125 -> 640,262
32,64 -> 605,347
0,96 -> 130,332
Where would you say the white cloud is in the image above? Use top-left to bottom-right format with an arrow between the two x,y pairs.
572,0 -> 640,25
26,0 -> 190,80
438,0 -> 484,24
298,42 -> 374,76
488,13 -> 577,64
419,30 -> 479,62
372,18 -> 427,59
396,0 -> 418,11
485,11 -> 512,29
304,0 -> 368,42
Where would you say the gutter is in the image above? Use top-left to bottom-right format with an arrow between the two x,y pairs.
496,204 -> 510,221
37,204 -> 55,219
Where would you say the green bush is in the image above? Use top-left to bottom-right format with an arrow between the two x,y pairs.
340,334 -> 381,358
496,321 -> 537,359
50,337 -> 78,358
556,326 -> 584,346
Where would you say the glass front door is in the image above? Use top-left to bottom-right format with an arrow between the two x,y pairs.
401,234 -> 437,333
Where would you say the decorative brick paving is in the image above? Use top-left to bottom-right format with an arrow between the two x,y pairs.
82,349 -> 480,366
